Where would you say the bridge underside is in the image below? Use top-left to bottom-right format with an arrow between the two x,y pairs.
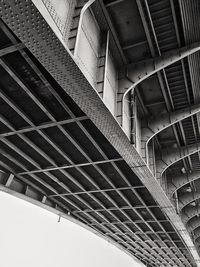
0,0 -> 200,267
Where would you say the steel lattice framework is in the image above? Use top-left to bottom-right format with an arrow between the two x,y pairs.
0,0 -> 200,266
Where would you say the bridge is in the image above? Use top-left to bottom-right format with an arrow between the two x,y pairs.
0,0 -> 200,266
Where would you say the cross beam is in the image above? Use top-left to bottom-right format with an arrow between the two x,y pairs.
48,185 -> 145,197
0,43 -> 24,56
18,158 -> 123,175
0,116 -> 88,137
72,204 -> 158,214
105,0 -> 125,7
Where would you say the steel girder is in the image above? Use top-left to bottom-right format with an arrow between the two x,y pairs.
127,42 -> 200,85
141,104 -> 200,161
168,170 -> 200,197
1,1 -> 199,266
188,226 -> 200,248
118,42 -> 200,130
193,228 -> 200,244
195,237 -> 200,247
178,197 -> 200,243
156,143 -> 200,181
188,217 -> 200,234
189,225 -> 200,249
178,190 -> 200,211
0,43 -> 24,56
182,206 -> 200,224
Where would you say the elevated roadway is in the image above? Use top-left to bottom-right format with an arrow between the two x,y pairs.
0,0 -> 200,266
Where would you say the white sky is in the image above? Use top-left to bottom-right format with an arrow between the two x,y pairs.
0,192 -> 144,267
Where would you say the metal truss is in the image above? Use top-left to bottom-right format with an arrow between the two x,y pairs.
134,0 -> 200,263
0,1 -> 198,266
0,28 -> 185,267
18,158 -> 123,175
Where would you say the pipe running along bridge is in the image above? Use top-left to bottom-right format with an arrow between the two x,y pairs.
0,0 -> 200,266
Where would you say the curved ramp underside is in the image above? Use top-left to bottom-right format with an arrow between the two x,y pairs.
0,1 -> 199,267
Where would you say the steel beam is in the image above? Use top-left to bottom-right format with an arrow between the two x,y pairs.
127,42 -> 200,85
193,229 -> 200,244
194,228 -> 200,238
0,43 -> 24,56
122,40 -> 147,51
182,205 -> 200,224
141,104 -> 200,161
1,1 -> 198,265
18,158 -> 123,175
5,173 -> 14,187
48,185 -> 145,198
0,116 -> 88,137
105,0 -> 125,7
156,142 -> 200,181
118,42 -> 200,132
187,217 -> 200,233
72,204 -> 158,214
0,48 -> 174,265
0,39 -> 170,265
178,190 -> 200,211
168,170 -> 200,197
